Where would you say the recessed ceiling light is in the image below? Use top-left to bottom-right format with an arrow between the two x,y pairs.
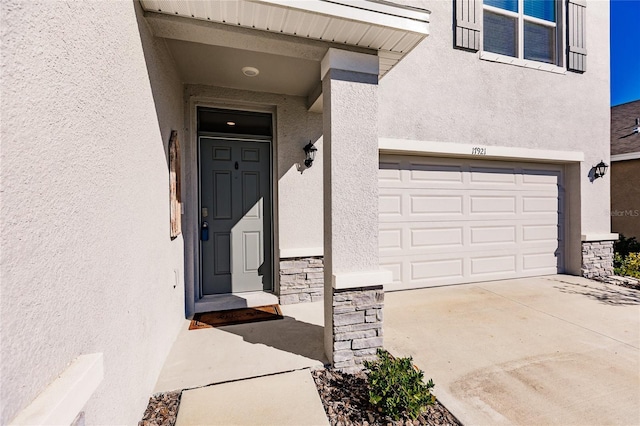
226,121 -> 236,126
242,66 -> 260,77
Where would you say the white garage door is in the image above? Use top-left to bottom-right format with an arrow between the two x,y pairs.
379,155 -> 564,290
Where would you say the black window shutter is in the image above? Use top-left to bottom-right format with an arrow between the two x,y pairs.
567,0 -> 587,72
455,0 -> 481,51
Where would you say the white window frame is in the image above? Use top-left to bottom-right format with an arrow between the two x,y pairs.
481,0 -> 565,74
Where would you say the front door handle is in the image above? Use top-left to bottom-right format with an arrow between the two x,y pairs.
201,221 -> 209,241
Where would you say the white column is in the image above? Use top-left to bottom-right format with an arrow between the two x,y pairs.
322,48 -> 391,371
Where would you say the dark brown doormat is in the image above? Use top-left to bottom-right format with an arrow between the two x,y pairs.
189,304 -> 283,330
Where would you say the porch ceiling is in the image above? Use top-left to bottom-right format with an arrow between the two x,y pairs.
139,0 -> 430,77
164,39 -> 320,97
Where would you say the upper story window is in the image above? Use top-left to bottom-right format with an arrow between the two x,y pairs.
483,0 -> 559,65
454,0 -> 586,73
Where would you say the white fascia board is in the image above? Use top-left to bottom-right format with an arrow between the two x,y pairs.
280,247 -> 324,258
252,0 -> 430,34
9,354 -> 104,426
611,152 -> 640,162
332,270 -> 393,289
379,138 -> 585,163
581,233 -> 619,242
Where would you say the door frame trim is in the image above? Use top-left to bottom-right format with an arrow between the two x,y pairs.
184,97 -> 279,316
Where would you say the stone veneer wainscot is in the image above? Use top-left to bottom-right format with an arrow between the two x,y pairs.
581,241 -> 614,279
279,257 -> 324,304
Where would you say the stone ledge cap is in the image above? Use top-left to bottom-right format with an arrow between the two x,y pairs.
581,233 -> 619,242
332,270 -> 393,290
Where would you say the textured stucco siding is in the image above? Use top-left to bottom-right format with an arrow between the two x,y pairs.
611,159 -> 640,239
323,74 -> 380,275
378,0 -> 611,237
1,1 -> 185,424
181,85 -> 324,312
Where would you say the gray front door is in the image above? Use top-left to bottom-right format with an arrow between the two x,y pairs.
200,137 -> 272,295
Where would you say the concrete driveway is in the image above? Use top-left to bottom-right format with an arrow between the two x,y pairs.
384,275 -> 640,426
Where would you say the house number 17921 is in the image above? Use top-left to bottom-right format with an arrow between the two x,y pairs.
472,147 -> 487,155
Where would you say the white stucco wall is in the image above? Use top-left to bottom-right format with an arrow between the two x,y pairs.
1,1 -> 185,424
378,0 -> 611,235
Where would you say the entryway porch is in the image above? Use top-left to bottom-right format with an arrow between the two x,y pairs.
137,0 -> 430,369
153,302 -> 327,394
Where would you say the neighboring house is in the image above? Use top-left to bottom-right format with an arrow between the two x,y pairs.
1,0 -> 613,424
610,100 -> 640,240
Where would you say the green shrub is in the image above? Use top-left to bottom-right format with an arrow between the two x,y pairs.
615,252 -> 640,278
614,234 -> 640,259
363,349 -> 435,420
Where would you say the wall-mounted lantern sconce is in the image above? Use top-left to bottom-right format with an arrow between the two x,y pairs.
593,160 -> 609,179
303,141 -> 317,167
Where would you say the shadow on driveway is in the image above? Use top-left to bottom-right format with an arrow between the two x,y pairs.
552,279 -> 640,306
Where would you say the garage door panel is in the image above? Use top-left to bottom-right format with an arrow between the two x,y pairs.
412,258 -> 464,281
379,228 -> 403,252
522,196 -> 560,213
409,163 -> 464,182
379,163 -> 402,182
379,155 -> 564,290
411,195 -> 464,215
469,225 -> 516,244
470,195 -> 517,214
522,169 -> 562,186
381,220 -> 561,249
411,227 -> 464,248
470,166 -> 518,184
523,252 -> 560,271
470,254 -> 516,275
522,224 -> 560,242
379,194 -> 402,217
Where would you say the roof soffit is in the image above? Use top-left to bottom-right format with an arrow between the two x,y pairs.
139,0 -> 430,78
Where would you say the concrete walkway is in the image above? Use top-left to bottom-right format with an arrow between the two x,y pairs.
154,302 -> 327,393
175,369 -> 329,426
155,274 -> 639,425
385,275 -> 640,425
154,301 -> 329,425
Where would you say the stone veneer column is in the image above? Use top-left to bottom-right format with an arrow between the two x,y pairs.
322,48 -> 392,372
581,240 -> 615,279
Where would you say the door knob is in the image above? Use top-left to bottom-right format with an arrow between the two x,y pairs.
201,221 -> 209,241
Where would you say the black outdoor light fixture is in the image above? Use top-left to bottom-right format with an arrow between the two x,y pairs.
593,160 -> 609,179
303,141 -> 317,167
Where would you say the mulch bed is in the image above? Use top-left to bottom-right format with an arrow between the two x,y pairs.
139,391 -> 181,426
312,368 -> 463,426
